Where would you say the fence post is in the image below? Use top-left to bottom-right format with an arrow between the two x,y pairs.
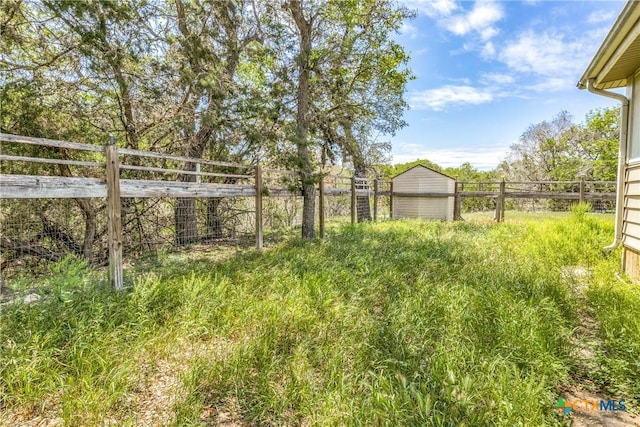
389,181 -> 394,219
351,175 -> 356,225
195,163 -> 201,184
454,181 -> 462,221
501,179 -> 506,221
579,178 -> 585,204
319,175 -> 325,238
373,178 -> 379,222
255,164 -> 263,250
496,179 -> 505,222
105,136 -> 123,291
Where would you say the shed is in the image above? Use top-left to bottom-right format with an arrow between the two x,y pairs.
391,165 -> 455,220
579,0 -> 640,280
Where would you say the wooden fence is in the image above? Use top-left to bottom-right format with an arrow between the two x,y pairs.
0,134 -> 384,290
0,134 -> 293,290
452,180 -> 616,220
0,133 -> 617,290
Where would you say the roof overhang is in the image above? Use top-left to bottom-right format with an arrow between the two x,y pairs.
578,1 -> 640,90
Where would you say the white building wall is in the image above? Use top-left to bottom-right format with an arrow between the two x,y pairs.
392,166 -> 454,220
624,70 -> 640,251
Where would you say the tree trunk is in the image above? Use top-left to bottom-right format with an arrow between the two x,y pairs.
289,0 -> 315,239
173,0 -> 244,245
78,198 -> 96,260
206,198 -> 224,239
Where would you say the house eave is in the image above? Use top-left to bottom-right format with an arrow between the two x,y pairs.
578,1 -> 640,90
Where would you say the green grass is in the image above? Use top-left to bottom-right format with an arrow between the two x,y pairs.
1,210 -> 638,425
587,262 -> 640,399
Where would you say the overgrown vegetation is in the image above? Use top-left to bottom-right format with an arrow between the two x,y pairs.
1,213 -> 638,425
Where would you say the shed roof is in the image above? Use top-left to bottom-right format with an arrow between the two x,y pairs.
391,164 -> 455,181
578,1 -> 640,90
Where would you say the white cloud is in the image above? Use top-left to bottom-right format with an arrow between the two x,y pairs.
526,77 -> 575,92
400,22 -> 419,38
498,30 -> 590,78
587,10 -> 616,24
403,0 -> 458,17
445,1 -> 504,39
409,85 -> 495,111
481,72 -> 515,85
481,41 -> 496,58
407,0 -> 503,43
447,77 -> 472,85
392,144 -> 508,170
480,27 -> 499,41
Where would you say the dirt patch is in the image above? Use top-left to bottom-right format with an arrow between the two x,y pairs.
563,266 -> 599,380
120,338 -> 236,426
124,357 -> 184,426
199,396 -> 247,426
0,395 -> 63,427
560,266 -> 640,426
0,337 -> 239,426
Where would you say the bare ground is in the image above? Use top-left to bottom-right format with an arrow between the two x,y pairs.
0,337 -> 246,426
561,267 -> 640,427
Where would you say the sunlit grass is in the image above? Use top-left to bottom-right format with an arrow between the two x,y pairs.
1,210 -> 637,425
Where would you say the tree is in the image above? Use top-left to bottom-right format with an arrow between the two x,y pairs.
1,0 -> 415,255
170,0 -> 264,244
287,0 -> 317,238
501,111 -> 576,181
312,0 -> 413,222
580,107 -> 619,181
501,108 -> 619,182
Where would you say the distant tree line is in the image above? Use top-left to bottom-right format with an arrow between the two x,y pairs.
384,107 -> 619,183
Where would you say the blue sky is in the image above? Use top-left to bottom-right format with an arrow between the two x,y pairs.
391,0 -> 626,170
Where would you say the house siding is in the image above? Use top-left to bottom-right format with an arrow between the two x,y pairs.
623,70 -> 640,278
623,163 -> 640,251
392,166 -> 454,220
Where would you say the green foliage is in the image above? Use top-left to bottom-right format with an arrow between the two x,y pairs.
378,158 -> 443,179
569,202 -> 592,219
444,162 -> 497,181
584,108 -> 620,181
1,0 -> 413,240
502,108 -> 619,182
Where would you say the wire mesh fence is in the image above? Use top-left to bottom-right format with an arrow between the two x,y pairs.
0,198 -> 108,282
0,134 -> 309,289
